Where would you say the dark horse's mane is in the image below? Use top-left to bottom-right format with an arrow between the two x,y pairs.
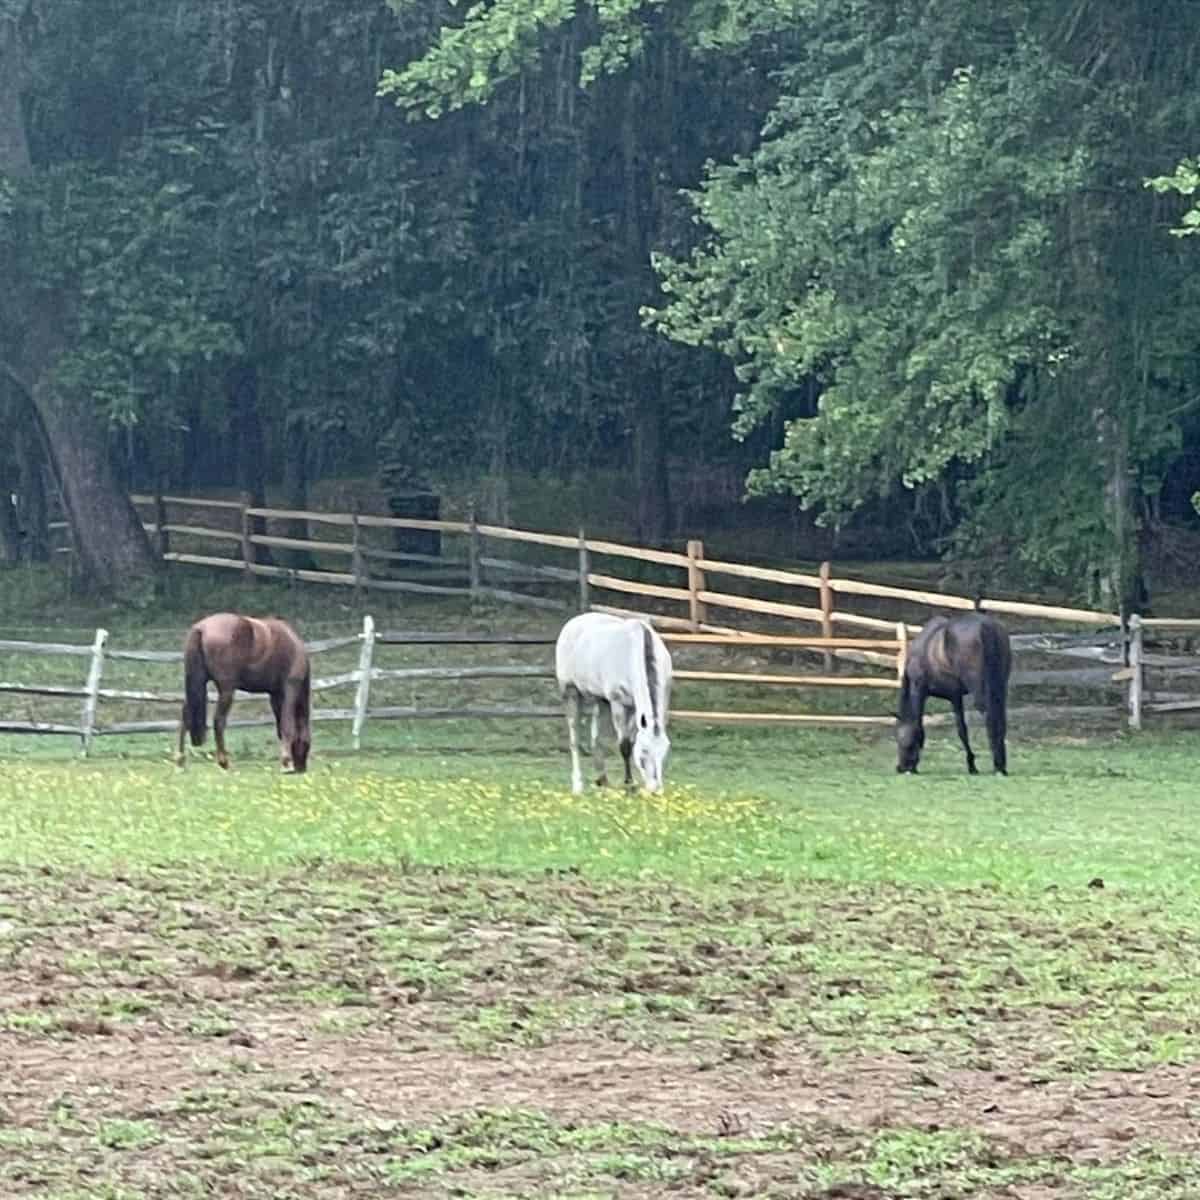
642,623 -> 660,731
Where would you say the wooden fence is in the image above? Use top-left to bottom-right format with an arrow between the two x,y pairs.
35,491 -> 1200,729
4,612 -> 1200,750
0,617 -> 914,752
88,493 -> 1122,638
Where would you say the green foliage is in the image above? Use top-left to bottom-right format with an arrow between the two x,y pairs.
652,35 -> 1084,519
1146,156 -> 1200,237
378,0 -> 577,117
649,1 -> 1200,596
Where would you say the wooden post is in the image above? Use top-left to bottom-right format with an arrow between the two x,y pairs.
351,506 -> 365,602
895,621 -> 908,688
1128,613 -> 1143,731
352,614 -> 376,751
240,491 -> 254,579
577,528 -> 589,613
154,492 -> 169,559
686,539 -> 706,631
468,504 -> 481,600
819,560 -> 836,673
80,627 -> 108,756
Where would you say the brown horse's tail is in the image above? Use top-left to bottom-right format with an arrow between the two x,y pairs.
183,626 -> 209,746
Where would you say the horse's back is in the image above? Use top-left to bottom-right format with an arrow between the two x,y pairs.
190,612 -> 307,690
556,612 -> 655,701
912,611 -> 1010,700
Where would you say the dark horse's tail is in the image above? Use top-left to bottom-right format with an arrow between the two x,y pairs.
183,626 -> 209,747
978,619 -> 1011,772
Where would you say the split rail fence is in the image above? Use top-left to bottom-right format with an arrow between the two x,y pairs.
0,617 -> 909,752
30,492 -> 1200,732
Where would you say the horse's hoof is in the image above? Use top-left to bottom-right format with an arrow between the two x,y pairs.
595,774 -> 609,788
967,764 -> 979,776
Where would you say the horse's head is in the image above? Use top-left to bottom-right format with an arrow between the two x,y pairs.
896,718 -> 924,774
634,718 -> 670,793
290,724 -> 311,774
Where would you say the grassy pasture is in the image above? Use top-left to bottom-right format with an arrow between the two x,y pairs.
1,571 -> 1200,1197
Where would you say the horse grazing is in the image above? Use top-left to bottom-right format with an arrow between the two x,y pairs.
176,613 -> 311,774
897,612 -> 1011,776
555,612 -> 673,795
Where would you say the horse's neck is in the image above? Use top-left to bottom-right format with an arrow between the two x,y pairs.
898,676 -> 925,722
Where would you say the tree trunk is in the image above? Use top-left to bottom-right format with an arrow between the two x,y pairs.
0,451 -> 19,564
282,412 -> 317,569
227,361 -> 273,566
15,422 -> 49,563
0,17 -> 158,599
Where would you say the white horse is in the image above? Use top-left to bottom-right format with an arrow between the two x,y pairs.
555,612 -> 673,795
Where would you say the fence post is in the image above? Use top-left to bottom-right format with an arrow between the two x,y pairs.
80,627 -> 108,757
351,506 -> 365,602
819,560 -> 836,673
352,614 -> 376,751
240,491 -> 254,580
154,492 -> 169,560
468,503 -> 481,600
895,621 -> 908,689
686,539 -> 706,631
577,528 -> 590,613
1128,613 -> 1143,731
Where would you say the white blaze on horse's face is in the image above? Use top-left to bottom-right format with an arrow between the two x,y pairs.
634,726 -> 670,793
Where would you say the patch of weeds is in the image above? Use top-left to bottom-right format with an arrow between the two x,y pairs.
1070,1146 -> 1200,1198
95,1118 -> 162,1150
455,1000 -> 582,1051
185,1012 -> 237,1037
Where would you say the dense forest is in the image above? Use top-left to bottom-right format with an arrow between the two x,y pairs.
1,0 -> 1198,611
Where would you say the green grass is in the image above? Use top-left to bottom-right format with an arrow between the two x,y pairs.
3,576 -> 1200,1196
0,722 -> 1196,890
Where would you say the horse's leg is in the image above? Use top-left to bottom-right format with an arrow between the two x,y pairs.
270,691 -> 293,771
564,687 -> 584,795
213,686 -> 235,770
591,700 -> 609,787
952,694 -> 977,775
611,703 -> 635,790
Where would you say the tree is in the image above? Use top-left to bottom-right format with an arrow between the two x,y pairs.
649,0 -> 1200,609
0,7 -> 159,599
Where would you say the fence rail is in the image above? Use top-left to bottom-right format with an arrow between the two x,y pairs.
0,615 -> 919,749
95,492 -> 1129,635
30,491 -> 1200,736
2,609 -> 1199,748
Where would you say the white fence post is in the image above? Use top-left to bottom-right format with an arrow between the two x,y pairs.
352,614 -> 376,750
1128,613 -> 1143,730
80,627 -> 108,756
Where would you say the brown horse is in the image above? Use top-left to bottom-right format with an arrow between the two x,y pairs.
897,612 -> 1011,776
176,613 -> 311,773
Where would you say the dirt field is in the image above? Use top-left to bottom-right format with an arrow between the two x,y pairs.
3,863 -> 1199,1198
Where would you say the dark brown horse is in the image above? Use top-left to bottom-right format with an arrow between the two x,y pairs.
176,613 -> 311,773
897,612 -> 1011,776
